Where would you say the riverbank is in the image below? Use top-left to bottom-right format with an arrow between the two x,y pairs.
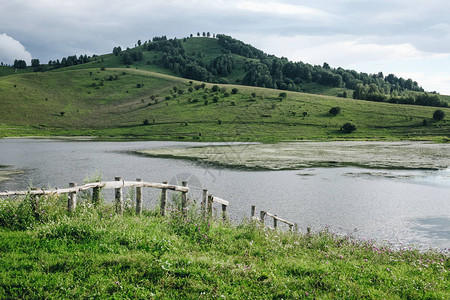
0,198 -> 448,299
137,140 -> 450,170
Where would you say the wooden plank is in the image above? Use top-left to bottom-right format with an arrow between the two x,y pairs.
0,181 -> 189,197
212,196 -> 228,206
265,212 -> 294,226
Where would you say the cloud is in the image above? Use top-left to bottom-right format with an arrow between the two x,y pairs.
0,34 -> 32,65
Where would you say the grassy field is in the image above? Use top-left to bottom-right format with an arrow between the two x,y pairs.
0,66 -> 449,142
0,194 -> 448,299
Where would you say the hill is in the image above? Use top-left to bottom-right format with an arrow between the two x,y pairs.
0,35 -> 449,141
0,66 -> 449,141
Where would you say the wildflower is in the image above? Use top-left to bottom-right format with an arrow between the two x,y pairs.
387,268 -> 390,272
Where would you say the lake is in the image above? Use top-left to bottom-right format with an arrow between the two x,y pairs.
0,138 -> 449,250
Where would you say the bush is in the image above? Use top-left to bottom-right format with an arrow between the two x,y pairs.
143,119 -> 149,125
213,96 -> 219,103
329,107 -> 341,116
279,92 -> 287,98
231,88 -> 239,94
341,122 -> 357,133
433,109 -> 445,121
211,85 -> 219,92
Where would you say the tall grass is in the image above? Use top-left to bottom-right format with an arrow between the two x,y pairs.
0,194 -> 448,299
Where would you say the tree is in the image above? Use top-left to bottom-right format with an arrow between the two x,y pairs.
137,40 -> 141,46
13,59 -> 27,69
197,32 -> 200,37
433,109 -> 445,121
31,59 -> 40,68
341,122 -> 357,133
329,107 -> 341,116
122,52 -> 134,65
113,46 -> 122,56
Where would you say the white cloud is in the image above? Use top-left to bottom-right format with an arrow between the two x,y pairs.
236,1 -> 334,19
0,34 -> 32,65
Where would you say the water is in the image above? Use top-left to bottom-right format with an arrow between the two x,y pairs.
1,138 -> 449,249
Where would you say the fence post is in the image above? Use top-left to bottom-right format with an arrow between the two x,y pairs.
260,211 -> 266,226
92,186 -> 100,207
160,181 -> 167,216
68,183 -> 77,213
307,227 -> 311,234
201,189 -> 208,218
273,215 -> 278,229
222,204 -> 228,221
251,205 -> 256,220
136,178 -> 142,215
31,191 -> 40,219
115,177 -> 123,214
181,181 -> 188,211
207,195 -> 213,218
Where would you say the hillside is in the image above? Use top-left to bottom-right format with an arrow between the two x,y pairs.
0,66 -> 449,141
0,35 -> 449,141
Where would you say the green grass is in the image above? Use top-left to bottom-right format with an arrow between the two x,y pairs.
0,61 -> 449,142
0,194 -> 448,299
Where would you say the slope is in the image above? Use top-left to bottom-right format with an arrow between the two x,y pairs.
0,67 -> 449,141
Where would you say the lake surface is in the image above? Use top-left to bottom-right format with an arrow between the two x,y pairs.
1,139 -> 449,250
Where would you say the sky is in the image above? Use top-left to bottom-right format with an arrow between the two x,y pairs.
1,0 -> 450,94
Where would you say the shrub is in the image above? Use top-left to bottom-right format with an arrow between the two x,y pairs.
251,92 -> 257,98
143,119 -> 149,125
213,96 -> 219,103
329,107 -> 341,116
341,122 -> 357,133
279,92 -> 287,98
211,85 -> 219,92
204,100 -> 209,105
231,88 -> 239,94
433,109 -> 445,121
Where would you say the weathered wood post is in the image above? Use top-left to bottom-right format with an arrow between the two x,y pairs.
273,215 -> 278,229
181,181 -> 188,211
260,211 -> 266,226
136,178 -> 143,215
251,205 -> 256,220
160,181 -> 167,216
68,183 -> 77,213
31,190 -> 40,219
115,177 -> 123,214
92,186 -> 100,207
307,227 -> 311,234
201,189 -> 208,217
207,195 -> 213,218
221,203 -> 228,221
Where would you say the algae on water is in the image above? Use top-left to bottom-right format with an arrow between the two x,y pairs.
137,141 -> 450,170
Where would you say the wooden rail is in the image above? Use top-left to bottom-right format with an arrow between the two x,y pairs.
1,178 -> 302,232
0,178 -> 189,215
251,205 -> 297,231
198,189 -> 229,221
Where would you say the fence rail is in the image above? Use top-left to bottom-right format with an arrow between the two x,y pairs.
1,178 -> 301,232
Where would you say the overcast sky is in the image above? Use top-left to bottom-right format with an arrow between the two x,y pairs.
1,0 -> 450,94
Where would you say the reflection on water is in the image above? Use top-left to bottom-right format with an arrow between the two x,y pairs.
0,139 -> 449,250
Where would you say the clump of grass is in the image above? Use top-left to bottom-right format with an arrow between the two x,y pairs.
0,195 -> 448,299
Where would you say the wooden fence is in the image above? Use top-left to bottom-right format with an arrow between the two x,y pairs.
1,178 -> 301,231
0,177 -> 230,219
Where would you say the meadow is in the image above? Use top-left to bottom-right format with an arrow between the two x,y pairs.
0,193 -> 448,299
0,67 -> 449,142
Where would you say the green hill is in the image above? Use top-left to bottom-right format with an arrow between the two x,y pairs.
0,35 -> 449,141
0,66 -> 449,141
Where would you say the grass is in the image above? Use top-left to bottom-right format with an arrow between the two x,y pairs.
0,194 -> 448,299
0,67 -> 449,142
